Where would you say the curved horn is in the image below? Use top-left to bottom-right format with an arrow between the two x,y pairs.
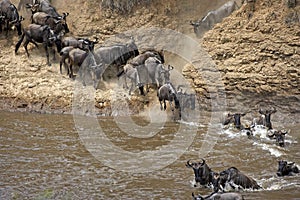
200,158 -> 205,165
271,107 -> 277,113
186,160 -> 193,167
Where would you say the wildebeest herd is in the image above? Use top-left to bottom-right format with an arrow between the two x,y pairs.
188,107 -> 299,199
1,0 -> 194,117
1,0 -> 299,199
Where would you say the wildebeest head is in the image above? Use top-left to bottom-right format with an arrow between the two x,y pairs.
267,130 -> 288,147
223,113 -> 246,129
259,107 -> 276,129
4,4 -> 24,36
186,159 -> 212,186
277,160 -> 299,176
25,2 -> 40,14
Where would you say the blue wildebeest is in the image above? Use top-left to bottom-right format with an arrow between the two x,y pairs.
192,192 -> 244,200
186,159 -> 214,188
128,50 -> 163,66
79,42 -> 104,89
223,113 -> 246,130
267,129 -> 288,147
59,37 -> 93,75
95,37 -> 139,74
0,0 -> 24,36
252,107 -> 276,130
157,82 -> 180,117
212,167 -> 261,192
66,39 -> 99,79
277,160 -> 299,177
177,86 -> 196,112
139,57 -> 172,92
61,36 -> 90,49
15,24 -> 62,66
32,11 -> 69,34
190,1 -> 238,37
117,63 -> 144,95
27,0 -> 60,18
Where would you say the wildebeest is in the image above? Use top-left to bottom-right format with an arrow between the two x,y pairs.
117,63 -> 144,95
192,192 -> 244,200
17,0 -> 42,11
79,44 -> 104,89
67,39 -> 104,88
177,87 -> 196,112
95,37 -> 139,73
157,82 -> 180,116
267,129 -> 288,147
128,50 -> 160,66
212,167 -> 261,191
140,57 -> 173,91
190,1 -> 238,37
59,46 -> 75,75
186,159 -> 213,187
252,107 -> 276,130
15,24 -> 62,66
32,11 -> 69,34
277,160 -> 299,177
223,113 -> 246,130
0,0 -> 24,36
27,0 -> 60,18
61,36 -> 90,49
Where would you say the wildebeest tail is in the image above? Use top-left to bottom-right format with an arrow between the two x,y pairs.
15,32 -> 25,54
117,68 -> 125,77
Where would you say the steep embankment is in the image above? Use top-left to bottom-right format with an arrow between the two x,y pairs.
184,0 -> 300,96
0,0 -> 299,115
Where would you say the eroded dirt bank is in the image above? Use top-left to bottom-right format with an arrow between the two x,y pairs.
0,0 -> 299,116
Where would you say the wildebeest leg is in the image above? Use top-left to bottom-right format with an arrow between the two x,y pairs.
43,43 -> 51,66
52,47 -> 56,61
69,64 -> 74,79
129,79 -> 134,95
159,100 -> 163,110
163,100 -> 167,110
23,39 -> 31,57
169,101 -> 174,111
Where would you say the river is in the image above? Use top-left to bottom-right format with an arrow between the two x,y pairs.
0,109 -> 299,199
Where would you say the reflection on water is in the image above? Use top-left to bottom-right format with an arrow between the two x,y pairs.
0,110 -> 299,199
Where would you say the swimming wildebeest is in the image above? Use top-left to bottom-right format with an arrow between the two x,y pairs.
212,167 -> 261,192
267,129 -> 288,147
157,82 -> 180,116
0,0 -> 24,36
252,107 -> 276,130
186,159 -> 214,187
192,192 -> 244,200
190,1 -> 238,37
223,113 -> 246,130
186,159 -> 261,191
15,24 -> 62,66
277,160 -> 299,177
32,11 -> 69,34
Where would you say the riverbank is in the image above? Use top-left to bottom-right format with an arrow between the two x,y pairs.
1,0 -> 299,118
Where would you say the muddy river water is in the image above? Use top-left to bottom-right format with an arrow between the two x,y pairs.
0,108 -> 299,199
